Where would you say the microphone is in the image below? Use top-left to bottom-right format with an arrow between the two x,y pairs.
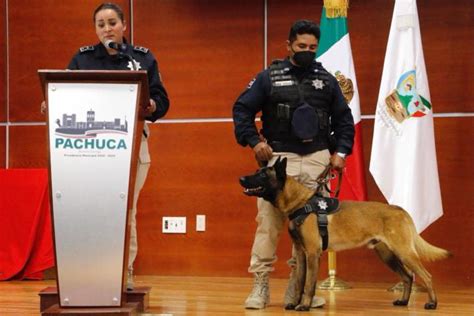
104,39 -> 125,51
104,39 -> 137,71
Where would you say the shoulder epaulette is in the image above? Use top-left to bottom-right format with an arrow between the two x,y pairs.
269,59 -> 290,74
133,46 -> 149,54
79,45 -> 95,53
271,59 -> 285,65
314,62 -> 327,72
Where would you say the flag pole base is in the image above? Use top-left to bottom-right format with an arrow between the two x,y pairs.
387,281 -> 427,292
317,274 -> 351,291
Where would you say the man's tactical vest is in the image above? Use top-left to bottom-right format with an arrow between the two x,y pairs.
262,59 -> 332,146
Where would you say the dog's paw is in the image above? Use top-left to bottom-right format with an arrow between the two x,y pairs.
424,302 -> 437,310
295,304 -> 310,311
393,299 -> 408,306
284,303 -> 296,310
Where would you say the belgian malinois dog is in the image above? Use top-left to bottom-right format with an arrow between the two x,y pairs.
239,157 -> 451,311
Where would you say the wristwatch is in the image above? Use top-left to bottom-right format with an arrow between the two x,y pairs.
336,152 -> 347,159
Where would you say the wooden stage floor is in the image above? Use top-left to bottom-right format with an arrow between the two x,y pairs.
1,276 -> 473,315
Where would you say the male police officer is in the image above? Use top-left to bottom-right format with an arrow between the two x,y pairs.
232,20 -> 354,309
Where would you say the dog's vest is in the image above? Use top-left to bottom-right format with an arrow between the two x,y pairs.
288,195 -> 340,251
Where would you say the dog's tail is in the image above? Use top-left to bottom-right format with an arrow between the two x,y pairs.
414,235 -> 452,262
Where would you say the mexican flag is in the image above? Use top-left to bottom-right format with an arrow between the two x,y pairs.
317,2 -> 367,201
369,0 -> 443,232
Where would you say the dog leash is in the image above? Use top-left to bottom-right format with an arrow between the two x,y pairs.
316,165 -> 343,198
259,156 -> 343,197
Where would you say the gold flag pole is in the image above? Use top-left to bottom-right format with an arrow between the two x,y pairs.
318,251 -> 351,290
317,0 -> 352,292
324,0 -> 349,18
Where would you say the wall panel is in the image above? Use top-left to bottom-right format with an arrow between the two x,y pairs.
133,0 -> 263,118
8,0 -> 129,123
8,125 -> 47,168
419,0 -> 474,113
0,126 -> 5,168
135,122 -> 260,276
343,1 -> 393,116
427,117 -> 474,284
0,0 -> 6,122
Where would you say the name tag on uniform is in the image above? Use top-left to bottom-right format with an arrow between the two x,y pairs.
273,80 -> 295,87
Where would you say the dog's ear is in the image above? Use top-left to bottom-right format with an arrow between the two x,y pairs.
281,157 -> 287,172
274,157 -> 287,181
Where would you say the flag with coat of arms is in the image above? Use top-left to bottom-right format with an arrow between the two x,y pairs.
369,0 -> 443,232
316,0 -> 367,201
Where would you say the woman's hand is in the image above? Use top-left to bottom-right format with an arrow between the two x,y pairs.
40,101 -> 47,114
146,99 -> 156,114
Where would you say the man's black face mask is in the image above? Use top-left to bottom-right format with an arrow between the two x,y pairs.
292,50 -> 316,68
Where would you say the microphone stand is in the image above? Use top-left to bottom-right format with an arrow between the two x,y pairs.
118,51 -> 137,71
118,50 -> 137,71
107,41 -> 137,71
111,42 -> 148,129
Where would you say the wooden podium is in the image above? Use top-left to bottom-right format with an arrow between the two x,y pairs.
38,70 -> 151,315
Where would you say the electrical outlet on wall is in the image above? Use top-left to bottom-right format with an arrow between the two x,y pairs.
162,216 -> 186,233
196,214 -> 206,231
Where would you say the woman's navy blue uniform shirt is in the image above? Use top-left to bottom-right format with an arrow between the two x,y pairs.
68,42 -> 169,122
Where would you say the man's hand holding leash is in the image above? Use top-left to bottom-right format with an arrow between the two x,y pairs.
330,153 -> 346,172
253,141 -> 273,167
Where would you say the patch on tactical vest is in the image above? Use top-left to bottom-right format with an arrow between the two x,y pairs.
133,46 -> 149,54
288,196 -> 340,222
79,45 -> 95,53
312,79 -> 325,90
314,197 -> 340,214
